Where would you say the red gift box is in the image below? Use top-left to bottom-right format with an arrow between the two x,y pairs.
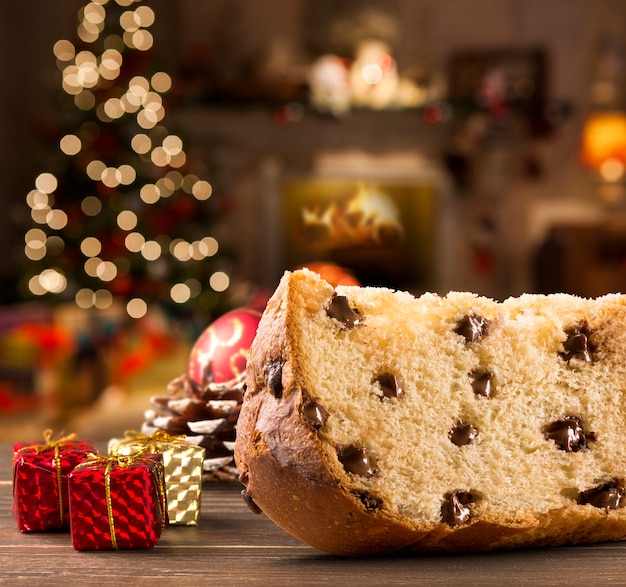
68,452 -> 167,551
12,430 -> 97,532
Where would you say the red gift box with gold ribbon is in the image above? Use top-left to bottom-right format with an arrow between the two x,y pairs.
12,430 -> 97,532
68,452 -> 168,551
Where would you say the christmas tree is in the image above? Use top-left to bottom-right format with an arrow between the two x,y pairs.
23,0 -> 233,324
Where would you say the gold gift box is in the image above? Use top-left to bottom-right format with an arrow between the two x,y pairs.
108,431 -> 205,525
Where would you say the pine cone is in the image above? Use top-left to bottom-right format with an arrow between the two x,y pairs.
142,365 -> 244,481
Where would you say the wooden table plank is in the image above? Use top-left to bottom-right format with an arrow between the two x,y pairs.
3,443 -> 626,586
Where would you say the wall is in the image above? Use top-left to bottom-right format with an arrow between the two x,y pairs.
2,0 -> 625,300
168,0 -> 626,295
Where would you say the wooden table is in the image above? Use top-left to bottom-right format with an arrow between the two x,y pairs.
3,442 -> 626,586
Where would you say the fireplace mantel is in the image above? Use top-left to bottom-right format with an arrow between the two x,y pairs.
172,104 -> 452,292
173,104 -> 447,166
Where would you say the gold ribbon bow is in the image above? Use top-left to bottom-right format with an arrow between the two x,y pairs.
13,429 -> 79,525
75,451 -> 167,550
111,429 -> 189,455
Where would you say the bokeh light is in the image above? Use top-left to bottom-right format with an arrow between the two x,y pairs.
127,297 -> 148,319
25,0 -> 231,314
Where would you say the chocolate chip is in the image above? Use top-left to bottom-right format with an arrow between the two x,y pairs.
471,369 -> 493,398
441,491 -> 474,526
301,398 -> 329,429
241,489 -> 263,514
373,373 -> 403,400
449,421 -> 479,446
455,314 -> 490,343
353,490 -> 383,510
543,415 -> 596,452
326,294 -> 362,329
578,478 -> 626,511
338,445 -> 375,478
266,361 -> 283,399
560,322 -> 595,363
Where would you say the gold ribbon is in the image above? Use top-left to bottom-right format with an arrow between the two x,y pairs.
13,429 -> 79,457
13,429 -> 78,525
111,430 -> 189,455
75,451 -> 167,550
104,459 -> 116,549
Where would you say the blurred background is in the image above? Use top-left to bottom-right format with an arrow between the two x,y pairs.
2,0 -> 626,443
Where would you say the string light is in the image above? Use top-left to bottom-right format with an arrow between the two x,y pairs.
131,133 -> 151,154
169,278 -> 203,304
171,283 -> 191,303
26,190 -> 50,210
97,260 -> 118,281
117,210 -> 137,230
76,288 -> 114,310
80,236 -> 102,257
140,184 -> 160,204
171,239 -> 192,261
53,40 -> 76,62
46,209 -> 68,230
192,180 -> 212,200
35,173 -> 58,194
86,160 -> 106,180
24,0 -> 229,318
140,240 -> 162,261
60,134 -> 82,155
36,268 -> 67,294
151,72 -> 171,93
125,232 -> 145,253
202,236 -> 219,256
24,229 -> 47,261
209,272 -> 230,292
94,290 -> 114,310
127,298 -> 148,319
31,207 -> 51,225
81,196 -> 102,216
155,177 -> 174,197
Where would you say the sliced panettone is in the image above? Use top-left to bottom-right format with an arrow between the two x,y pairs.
235,269 -> 626,555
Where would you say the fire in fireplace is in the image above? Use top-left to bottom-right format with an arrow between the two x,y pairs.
279,178 -> 439,291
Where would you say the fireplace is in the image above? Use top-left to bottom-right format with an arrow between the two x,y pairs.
261,154 -> 454,294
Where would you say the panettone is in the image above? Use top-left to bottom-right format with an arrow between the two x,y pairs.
235,269 -> 626,555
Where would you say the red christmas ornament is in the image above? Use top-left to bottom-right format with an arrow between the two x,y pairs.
187,307 -> 263,384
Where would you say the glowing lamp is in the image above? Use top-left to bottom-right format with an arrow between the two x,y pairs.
581,112 -> 626,172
